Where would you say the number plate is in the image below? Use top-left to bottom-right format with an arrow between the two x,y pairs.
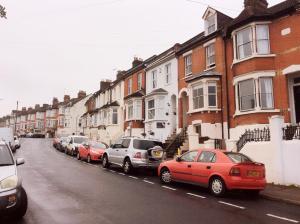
247,170 -> 260,177
154,151 -> 162,157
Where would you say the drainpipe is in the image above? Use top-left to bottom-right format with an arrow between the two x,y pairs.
224,35 -> 231,140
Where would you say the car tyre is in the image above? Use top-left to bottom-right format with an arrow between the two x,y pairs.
14,187 -> 28,220
246,190 -> 260,197
102,155 -> 110,168
123,158 -> 133,174
209,176 -> 226,197
87,155 -> 91,163
160,168 -> 172,184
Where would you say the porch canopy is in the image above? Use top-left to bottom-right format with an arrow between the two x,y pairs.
283,65 -> 300,75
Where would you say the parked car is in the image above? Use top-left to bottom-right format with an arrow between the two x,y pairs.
52,137 -> 60,149
102,137 -> 164,174
0,127 -> 16,153
0,141 -> 27,220
14,136 -> 21,149
65,135 -> 88,156
58,137 -> 69,152
77,141 -> 108,163
158,149 -> 266,197
26,132 -> 33,138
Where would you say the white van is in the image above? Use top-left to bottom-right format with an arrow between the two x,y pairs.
0,128 -> 16,152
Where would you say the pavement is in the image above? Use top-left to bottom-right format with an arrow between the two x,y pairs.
2,138 -> 300,224
261,184 -> 300,206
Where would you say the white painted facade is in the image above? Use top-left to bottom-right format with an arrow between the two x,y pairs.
144,51 -> 178,142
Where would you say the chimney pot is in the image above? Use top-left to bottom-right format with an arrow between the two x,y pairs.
132,57 -> 143,68
77,91 -> 87,99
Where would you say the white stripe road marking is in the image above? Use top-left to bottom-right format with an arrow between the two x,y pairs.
128,176 -> 138,179
143,180 -> 155,185
118,173 -> 126,176
218,201 -> 245,210
162,186 -> 177,191
186,193 -> 206,199
267,214 -> 299,223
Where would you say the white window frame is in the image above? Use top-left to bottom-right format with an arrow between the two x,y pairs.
184,54 -> 192,76
206,44 -> 216,69
148,99 -> 155,120
192,84 -> 204,110
233,22 -> 273,63
206,14 -> 217,35
126,99 -> 142,121
165,63 -> 171,84
151,70 -> 157,89
128,78 -> 132,95
137,73 -> 142,90
233,71 -> 278,117
208,82 -> 217,108
112,108 -> 118,125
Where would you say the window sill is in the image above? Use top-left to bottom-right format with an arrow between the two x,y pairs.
126,118 -> 143,122
185,73 -> 193,77
233,109 -> 280,118
144,119 -> 167,123
187,108 -> 221,114
204,66 -> 216,72
232,54 -> 276,66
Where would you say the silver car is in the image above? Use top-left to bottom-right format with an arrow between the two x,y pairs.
102,137 -> 164,174
0,141 -> 27,220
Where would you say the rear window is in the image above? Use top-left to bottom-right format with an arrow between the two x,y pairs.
133,139 -> 163,150
0,145 -> 14,166
224,152 -> 253,163
90,142 -> 108,149
74,137 -> 88,144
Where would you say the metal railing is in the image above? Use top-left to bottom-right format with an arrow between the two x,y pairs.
164,128 -> 187,158
283,125 -> 300,140
237,128 -> 270,152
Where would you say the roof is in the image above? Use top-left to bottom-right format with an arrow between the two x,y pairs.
124,89 -> 145,100
145,88 -> 168,97
225,0 -> 300,35
185,70 -> 221,83
123,55 -> 157,79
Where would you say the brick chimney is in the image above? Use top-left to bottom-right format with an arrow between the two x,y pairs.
77,90 -> 87,99
43,104 -> 49,108
52,97 -> 59,106
116,70 -> 126,80
22,107 -> 26,111
100,80 -> 111,91
64,95 -> 71,103
244,0 -> 268,11
35,104 -> 40,110
132,57 -> 143,68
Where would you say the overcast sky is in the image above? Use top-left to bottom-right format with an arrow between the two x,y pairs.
0,0 -> 283,116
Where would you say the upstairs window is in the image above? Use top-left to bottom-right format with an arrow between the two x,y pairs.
152,70 -> 157,89
206,44 -> 215,68
235,24 -> 270,61
165,63 -> 171,84
184,55 -> 192,76
206,15 -> 216,35
193,85 -> 204,110
128,78 -> 132,95
112,108 -> 118,124
137,73 -> 142,90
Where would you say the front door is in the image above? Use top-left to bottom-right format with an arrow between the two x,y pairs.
294,86 -> 300,123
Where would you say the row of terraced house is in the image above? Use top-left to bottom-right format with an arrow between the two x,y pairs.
1,0 -> 300,166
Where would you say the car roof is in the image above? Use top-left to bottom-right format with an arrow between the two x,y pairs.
121,136 -> 162,142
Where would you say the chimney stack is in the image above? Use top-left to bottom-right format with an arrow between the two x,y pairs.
22,107 -> 26,111
64,95 -> 71,103
100,80 -> 111,91
52,97 -> 59,106
43,104 -> 49,108
35,104 -> 40,110
77,90 -> 87,99
244,0 -> 268,11
116,70 -> 126,80
132,57 -> 143,68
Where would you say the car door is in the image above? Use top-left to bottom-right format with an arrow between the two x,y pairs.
171,151 -> 198,182
192,151 -> 217,186
115,139 -> 131,165
108,140 -> 122,164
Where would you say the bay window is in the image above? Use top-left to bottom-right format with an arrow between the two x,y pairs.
234,24 -> 270,61
126,99 -> 142,121
112,108 -> 118,124
127,101 -> 133,120
236,76 -> 274,113
148,99 -> 155,120
193,85 -> 204,110
208,83 -> 217,107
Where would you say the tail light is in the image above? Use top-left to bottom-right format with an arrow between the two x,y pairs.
134,152 -> 142,159
230,167 -> 241,176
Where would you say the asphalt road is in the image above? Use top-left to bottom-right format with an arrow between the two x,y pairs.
3,138 -> 300,224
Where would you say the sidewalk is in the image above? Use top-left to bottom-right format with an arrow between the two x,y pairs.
261,184 -> 300,206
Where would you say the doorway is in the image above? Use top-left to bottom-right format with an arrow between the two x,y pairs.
171,95 -> 177,131
294,85 -> 300,123
181,92 -> 189,129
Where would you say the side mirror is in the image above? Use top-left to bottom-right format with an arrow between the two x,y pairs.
16,158 -> 25,166
176,157 -> 181,162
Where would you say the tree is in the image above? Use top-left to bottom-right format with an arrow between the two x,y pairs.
0,4 -> 7,19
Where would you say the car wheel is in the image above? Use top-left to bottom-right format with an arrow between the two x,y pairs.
246,190 -> 260,197
87,155 -> 91,163
77,153 -> 81,160
123,158 -> 133,174
102,155 -> 110,168
210,177 -> 226,197
160,168 -> 172,184
14,187 -> 28,220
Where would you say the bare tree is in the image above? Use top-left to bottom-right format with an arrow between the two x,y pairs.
0,4 -> 7,19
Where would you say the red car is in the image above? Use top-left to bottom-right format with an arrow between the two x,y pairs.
158,149 -> 266,196
77,141 -> 108,163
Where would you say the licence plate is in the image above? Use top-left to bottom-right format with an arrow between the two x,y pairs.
154,151 -> 162,157
247,170 -> 260,177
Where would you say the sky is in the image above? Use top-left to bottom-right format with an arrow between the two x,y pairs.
0,0 -> 283,116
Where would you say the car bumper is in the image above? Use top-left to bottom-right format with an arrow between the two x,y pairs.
0,188 -> 21,214
226,177 -> 266,190
91,154 -> 103,161
131,159 -> 161,169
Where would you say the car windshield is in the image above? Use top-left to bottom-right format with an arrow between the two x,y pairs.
224,152 -> 253,163
90,142 -> 107,149
0,145 -> 14,166
74,137 -> 88,144
61,137 -> 68,142
133,139 -> 163,150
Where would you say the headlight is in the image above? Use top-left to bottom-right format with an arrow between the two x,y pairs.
0,176 -> 18,190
